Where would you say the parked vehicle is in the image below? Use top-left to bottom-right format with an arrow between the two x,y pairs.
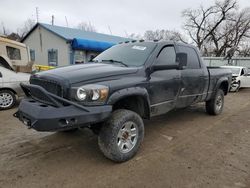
0,36 -> 33,73
14,41 -> 232,162
0,66 -> 30,110
221,66 -> 250,92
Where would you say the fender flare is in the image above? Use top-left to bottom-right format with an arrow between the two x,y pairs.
215,77 -> 230,94
107,87 -> 151,118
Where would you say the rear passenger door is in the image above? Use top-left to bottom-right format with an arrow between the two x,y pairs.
176,45 -> 207,108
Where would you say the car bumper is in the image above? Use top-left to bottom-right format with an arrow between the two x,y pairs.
13,84 -> 112,132
14,98 -> 112,132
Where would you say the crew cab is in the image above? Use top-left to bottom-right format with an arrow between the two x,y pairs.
14,41 -> 232,162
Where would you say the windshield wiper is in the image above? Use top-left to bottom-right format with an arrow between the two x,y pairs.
101,59 -> 128,67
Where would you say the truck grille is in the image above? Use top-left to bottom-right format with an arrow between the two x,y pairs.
30,77 -> 63,97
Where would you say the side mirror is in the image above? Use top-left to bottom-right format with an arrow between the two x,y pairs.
176,53 -> 187,69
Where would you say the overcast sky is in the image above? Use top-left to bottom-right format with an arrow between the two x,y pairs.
1,0 -> 250,37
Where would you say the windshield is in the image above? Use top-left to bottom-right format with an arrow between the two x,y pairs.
93,42 -> 157,67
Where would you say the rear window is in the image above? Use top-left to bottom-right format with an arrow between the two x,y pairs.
178,46 -> 200,69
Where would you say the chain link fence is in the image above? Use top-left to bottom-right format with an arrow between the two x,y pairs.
203,57 -> 250,68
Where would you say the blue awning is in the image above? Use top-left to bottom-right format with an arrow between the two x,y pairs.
72,38 -> 115,52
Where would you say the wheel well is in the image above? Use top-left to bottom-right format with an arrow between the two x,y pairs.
0,88 -> 17,95
219,81 -> 229,95
113,96 -> 150,119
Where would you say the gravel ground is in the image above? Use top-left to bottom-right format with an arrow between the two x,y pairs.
0,90 -> 250,188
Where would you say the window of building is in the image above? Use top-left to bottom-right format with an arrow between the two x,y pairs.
74,50 -> 85,64
48,49 -> 58,66
30,49 -> 35,61
157,46 -> 176,65
6,46 -> 21,60
178,46 -> 200,69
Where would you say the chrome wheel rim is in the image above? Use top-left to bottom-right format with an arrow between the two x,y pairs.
0,93 -> 14,108
117,121 -> 138,153
215,95 -> 223,112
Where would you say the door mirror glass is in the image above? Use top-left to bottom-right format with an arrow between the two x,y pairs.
176,53 -> 187,68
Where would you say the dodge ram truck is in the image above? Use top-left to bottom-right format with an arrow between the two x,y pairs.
14,41 -> 232,162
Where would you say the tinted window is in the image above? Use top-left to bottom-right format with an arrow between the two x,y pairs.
157,46 -> 176,65
93,42 -> 156,67
6,46 -> 21,60
178,46 -> 200,69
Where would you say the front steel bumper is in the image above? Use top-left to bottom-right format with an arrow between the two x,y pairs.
14,84 -> 112,132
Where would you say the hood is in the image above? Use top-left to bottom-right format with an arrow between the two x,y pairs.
34,63 -> 139,84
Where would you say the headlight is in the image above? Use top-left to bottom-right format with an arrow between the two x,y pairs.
74,84 -> 109,104
76,88 -> 87,101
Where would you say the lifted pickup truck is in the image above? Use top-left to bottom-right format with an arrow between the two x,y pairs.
14,41 -> 232,162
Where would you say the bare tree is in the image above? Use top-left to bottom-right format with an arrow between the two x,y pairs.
143,29 -> 187,42
182,0 -> 237,52
77,22 -> 96,32
209,8 -> 250,56
128,33 -> 142,40
18,18 -> 36,38
1,22 -> 9,36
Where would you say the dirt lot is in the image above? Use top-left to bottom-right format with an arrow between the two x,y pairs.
0,90 -> 250,188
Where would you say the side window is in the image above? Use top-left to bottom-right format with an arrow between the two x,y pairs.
6,46 -> 21,60
30,49 -> 35,61
157,46 -> 176,65
48,49 -> 58,66
0,71 -> 2,78
178,46 -> 200,69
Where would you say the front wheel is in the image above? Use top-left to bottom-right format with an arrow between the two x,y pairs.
0,90 -> 16,110
206,89 -> 224,115
98,109 -> 144,162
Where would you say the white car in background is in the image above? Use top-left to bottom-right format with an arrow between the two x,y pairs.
0,66 -> 30,110
221,66 -> 250,92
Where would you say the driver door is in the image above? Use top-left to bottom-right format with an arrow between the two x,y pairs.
149,45 -> 181,116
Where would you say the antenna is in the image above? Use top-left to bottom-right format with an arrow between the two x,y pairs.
36,7 -> 39,23
124,30 -> 128,38
108,25 -> 112,35
51,15 -> 54,25
65,16 -> 69,27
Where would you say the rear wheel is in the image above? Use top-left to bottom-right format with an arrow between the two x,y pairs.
0,90 -> 16,110
206,89 -> 224,115
98,109 -> 144,162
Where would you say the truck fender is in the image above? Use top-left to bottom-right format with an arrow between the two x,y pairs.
215,77 -> 230,95
107,87 -> 151,119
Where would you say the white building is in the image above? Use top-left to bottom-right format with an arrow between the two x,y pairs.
22,23 -> 130,66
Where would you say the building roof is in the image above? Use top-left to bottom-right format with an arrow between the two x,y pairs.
22,23 -> 131,43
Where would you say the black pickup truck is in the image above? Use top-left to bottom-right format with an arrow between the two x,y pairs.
14,41 -> 232,162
